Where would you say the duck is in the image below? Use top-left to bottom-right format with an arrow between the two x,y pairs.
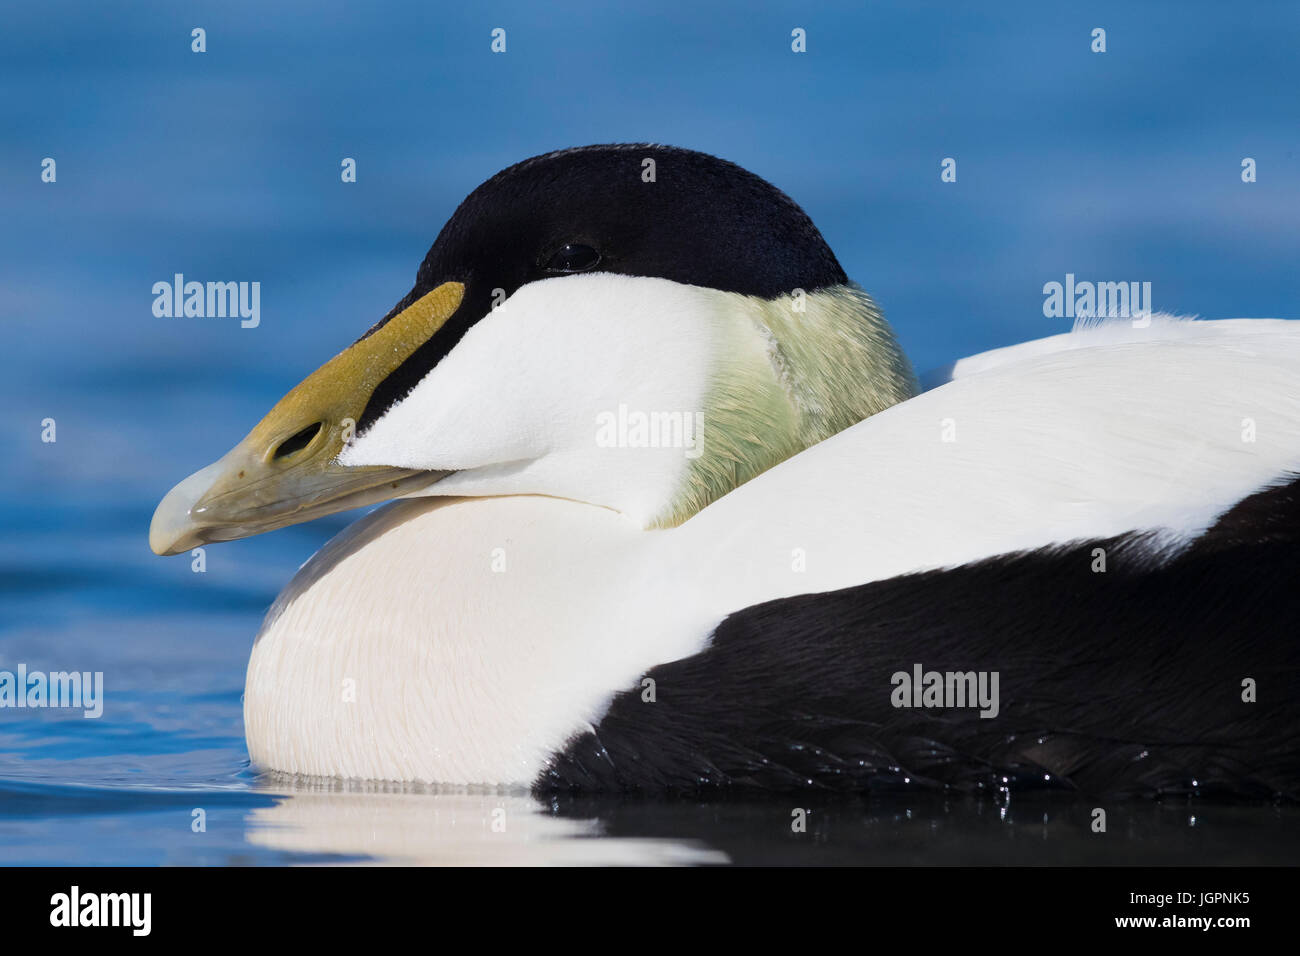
150,143 -> 1300,798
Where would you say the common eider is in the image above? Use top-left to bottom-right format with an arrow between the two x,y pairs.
151,144 -> 1300,798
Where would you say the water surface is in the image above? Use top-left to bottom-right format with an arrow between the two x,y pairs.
2,0 -> 1297,865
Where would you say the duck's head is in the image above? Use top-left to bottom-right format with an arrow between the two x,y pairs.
150,144 -> 918,555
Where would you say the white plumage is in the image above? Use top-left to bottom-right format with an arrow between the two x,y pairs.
247,309 -> 1300,784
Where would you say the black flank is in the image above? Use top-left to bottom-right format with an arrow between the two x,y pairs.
537,476 -> 1300,799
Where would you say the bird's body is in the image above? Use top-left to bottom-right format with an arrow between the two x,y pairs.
152,145 -> 1300,797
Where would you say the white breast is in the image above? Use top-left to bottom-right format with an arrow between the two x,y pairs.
244,495 -> 708,785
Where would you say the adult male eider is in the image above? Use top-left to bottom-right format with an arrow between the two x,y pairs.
151,144 -> 1300,798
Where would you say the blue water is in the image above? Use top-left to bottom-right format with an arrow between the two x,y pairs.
2,1 -> 1297,864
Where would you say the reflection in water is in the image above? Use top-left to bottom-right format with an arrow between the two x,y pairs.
245,777 -> 1300,866
245,780 -> 728,865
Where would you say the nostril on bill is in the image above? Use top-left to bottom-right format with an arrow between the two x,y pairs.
272,421 -> 323,460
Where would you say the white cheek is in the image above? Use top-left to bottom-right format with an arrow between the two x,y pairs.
340,274 -> 726,515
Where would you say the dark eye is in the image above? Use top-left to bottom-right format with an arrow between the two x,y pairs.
544,243 -> 602,273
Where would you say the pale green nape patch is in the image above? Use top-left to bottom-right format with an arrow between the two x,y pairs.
654,284 -> 918,527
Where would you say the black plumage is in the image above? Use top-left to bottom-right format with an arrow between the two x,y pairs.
539,476 -> 1300,799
